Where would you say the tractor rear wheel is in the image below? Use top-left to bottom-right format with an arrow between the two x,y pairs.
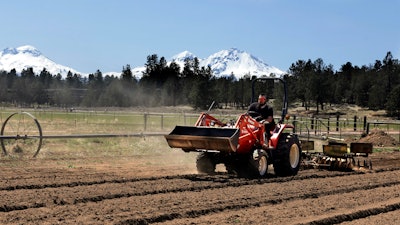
196,152 -> 216,174
272,133 -> 302,177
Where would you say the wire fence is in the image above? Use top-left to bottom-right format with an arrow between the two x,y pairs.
292,115 -> 400,142
0,109 -> 236,135
1,109 -> 399,141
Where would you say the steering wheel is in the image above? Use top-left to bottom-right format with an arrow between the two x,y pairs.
247,111 -> 263,122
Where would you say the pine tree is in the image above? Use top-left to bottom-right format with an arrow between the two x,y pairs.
386,85 -> 400,118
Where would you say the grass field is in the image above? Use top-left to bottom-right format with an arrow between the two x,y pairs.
0,106 -> 398,162
0,108 -> 200,161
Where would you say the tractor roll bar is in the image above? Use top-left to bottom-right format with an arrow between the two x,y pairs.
251,77 -> 288,123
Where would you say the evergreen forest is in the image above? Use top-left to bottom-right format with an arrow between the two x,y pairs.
1,52 -> 400,118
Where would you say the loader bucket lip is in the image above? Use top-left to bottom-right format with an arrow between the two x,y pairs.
165,125 -> 240,152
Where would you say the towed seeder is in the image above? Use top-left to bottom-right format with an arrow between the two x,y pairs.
301,140 -> 373,170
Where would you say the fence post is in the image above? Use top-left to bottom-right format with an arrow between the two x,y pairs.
161,114 -> 164,130
336,113 -> 340,132
300,117 -> 308,134
314,117 -> 317,135
327,117 -> 330,134
293,115 -> 296,133
311,117 -> 314,130
354,116 -> 357,131
144,113 -> 148,131
363,116 -> 367,131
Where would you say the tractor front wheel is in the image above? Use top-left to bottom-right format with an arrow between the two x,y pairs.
233,150 -> 269,178
251,149 -> 268,177
196,152 -> 216,174
272,133 -> 302,177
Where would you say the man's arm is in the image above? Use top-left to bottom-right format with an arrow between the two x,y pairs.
264,106 -> 274,123
265,115 -> 273,123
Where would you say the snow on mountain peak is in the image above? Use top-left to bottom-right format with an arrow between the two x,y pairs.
16,45 -> 42,56
170,51 -> 196,62
167,48 -> 284,79
1,45 -> 41,57
1,47 -> 18,56
0,45 -> 79,77
200,48 -> 283,79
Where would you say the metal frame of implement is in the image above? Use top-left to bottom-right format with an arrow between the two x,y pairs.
301,140 -> 373,170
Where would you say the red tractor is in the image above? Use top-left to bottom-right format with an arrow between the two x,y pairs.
165,77 -> 302,178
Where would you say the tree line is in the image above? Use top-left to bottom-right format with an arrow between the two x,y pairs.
0,52 -> 400,118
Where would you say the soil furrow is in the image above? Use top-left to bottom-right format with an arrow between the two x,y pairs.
2,167 -> 399,191
1,171 -> 398,224
0,151 -> 399,224
116,182 -> 400,224
1,169 -> 398,212
156,185 -> 400,225
299,202 -> 400,225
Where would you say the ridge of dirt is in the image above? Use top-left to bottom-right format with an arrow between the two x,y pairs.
357,129 -> 400,147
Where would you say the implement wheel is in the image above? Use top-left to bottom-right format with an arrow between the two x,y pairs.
272,133 -> 302,177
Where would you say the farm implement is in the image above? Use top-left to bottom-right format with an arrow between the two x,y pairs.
301,140 -> 373,170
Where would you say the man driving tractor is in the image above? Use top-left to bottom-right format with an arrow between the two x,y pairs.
248,93 -> 276,145
248,93 -> 274,123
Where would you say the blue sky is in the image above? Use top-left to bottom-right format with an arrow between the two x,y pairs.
1,0 -> 399,74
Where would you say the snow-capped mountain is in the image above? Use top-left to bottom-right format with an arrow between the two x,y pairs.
171,50 -> 197,64
0,45 -> 80,77
0,46 -> 284,80
201,48 -> 284,78
167,48 -> 284,79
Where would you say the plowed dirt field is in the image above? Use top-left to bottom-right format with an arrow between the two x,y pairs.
1,149 -> 399,225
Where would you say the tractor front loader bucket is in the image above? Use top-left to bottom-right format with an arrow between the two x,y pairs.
165,126 -> 240,152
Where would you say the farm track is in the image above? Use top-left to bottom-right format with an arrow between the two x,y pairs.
1,155 -> 400,225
